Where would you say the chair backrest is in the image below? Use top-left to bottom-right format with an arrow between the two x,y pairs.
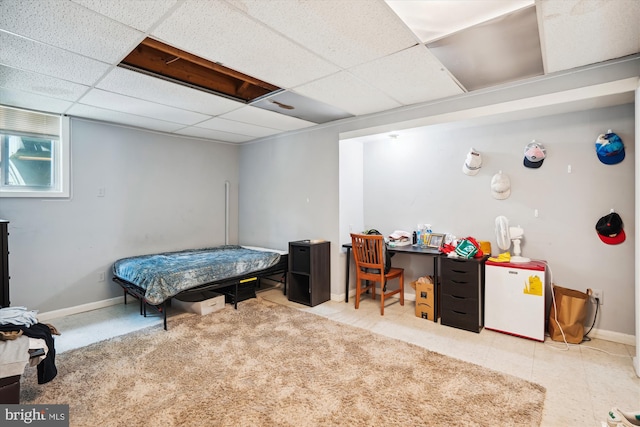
350,233 -> 385,272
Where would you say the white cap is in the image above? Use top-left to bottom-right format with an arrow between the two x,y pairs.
491,171 -> 510,200
462,148 -> 482,176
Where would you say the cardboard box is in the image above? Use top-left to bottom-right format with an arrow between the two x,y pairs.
173,291 -> 225,315
414,280 -> 438,320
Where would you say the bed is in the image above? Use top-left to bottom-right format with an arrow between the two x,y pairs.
112,245 -> 288,329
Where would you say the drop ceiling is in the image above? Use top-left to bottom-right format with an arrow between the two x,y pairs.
0,0 -> 638,145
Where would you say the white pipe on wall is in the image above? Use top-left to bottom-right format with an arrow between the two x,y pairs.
225,180 -> 230,245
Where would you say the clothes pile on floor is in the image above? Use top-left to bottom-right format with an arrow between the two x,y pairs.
0,306 -> 59,384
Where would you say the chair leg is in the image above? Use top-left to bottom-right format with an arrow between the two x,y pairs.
400,272 -> 405,306
380,289 -> 384,315
355,279 -> 361,309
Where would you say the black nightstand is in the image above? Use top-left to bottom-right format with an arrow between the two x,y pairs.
287,240 -> 330,306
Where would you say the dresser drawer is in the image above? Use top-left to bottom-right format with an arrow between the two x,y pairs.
440,308 -> 483,333
440,279 -> 480,299
440,293 -> 479,315
440,257 -> 479,274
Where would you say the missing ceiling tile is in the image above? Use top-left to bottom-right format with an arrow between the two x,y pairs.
119,37 -> 281,103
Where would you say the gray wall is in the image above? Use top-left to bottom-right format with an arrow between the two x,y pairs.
0,118 -> 239,312
238,59 -> 639,338
358,104 -> 635,336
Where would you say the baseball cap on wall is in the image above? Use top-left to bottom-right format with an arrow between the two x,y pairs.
462,148 -> 482,176
523,141 -> 546,169
490,171 -> 510,200
595,132 -> 625,165
595,212 -> 625,245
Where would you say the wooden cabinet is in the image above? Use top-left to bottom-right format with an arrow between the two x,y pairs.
288,240 -> 330,307
0,220 -> 8,308
439,256 -> 486,333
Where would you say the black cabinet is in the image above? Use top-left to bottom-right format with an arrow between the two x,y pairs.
0,220 -> 8,308
288,240 -> 330,307
439,256 -> 485,333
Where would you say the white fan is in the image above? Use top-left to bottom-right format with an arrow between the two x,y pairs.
495,216 -> 530,263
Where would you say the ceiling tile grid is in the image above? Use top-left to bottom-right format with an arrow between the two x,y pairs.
0,64 -> 90,102
79,89 -> 211,126
349,44 -> 464,105
151,0 -> 340,89
0,87 -> 74,114
0,31 -> 111,86
293,71 -> 402,116
196,117 -> 282,139
70,0 -> 179,33
174,126 -> 256,144
97,67 -> 245,117
538,0 -> 640,73
0,0 -> 638,144
0,0 -> 144,64
67,103 -> 185,133
219,105 -> 316,131
224,0 -> 419,69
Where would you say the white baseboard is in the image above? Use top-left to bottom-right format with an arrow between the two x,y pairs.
37,296 -> 124,322
39,293 -> 636,347
331,292 -> 635,346
586,328 -> 636,346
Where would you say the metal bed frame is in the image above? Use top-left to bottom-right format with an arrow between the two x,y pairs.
113,254 -> 288,330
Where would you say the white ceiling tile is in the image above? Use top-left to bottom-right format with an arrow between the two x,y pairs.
0,65 -> 90,101
79,89 -> 211,125
151,0 -> 340,88
67,104 -> 184,133
538,0 -> 640,73
196,117 -> 281,138
219,106 -> 316,131
0,31 -> 111,86
71,0 -> 179,32
350,45 -> 464,105
0,87 -> 73,114
174,126 -> 254,144
97,67 -> 245,116
225,0 -> 418,68
294,72 -> 402,116
0,0 -> 143,63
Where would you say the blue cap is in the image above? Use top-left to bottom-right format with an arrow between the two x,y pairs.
595,132 -> 625,165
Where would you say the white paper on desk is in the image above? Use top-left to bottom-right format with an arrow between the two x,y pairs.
389,230 -> 412,240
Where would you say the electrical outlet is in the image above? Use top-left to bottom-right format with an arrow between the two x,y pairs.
591,289 -> 603,305
98,272 -> 105,282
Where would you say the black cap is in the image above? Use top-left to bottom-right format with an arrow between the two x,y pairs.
595,212 -> 625,245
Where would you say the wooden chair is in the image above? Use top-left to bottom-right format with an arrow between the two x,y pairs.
350,233 -> 404,315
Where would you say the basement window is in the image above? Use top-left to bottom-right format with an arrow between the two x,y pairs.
0,105 -> 70,198
119,38 -> 281,102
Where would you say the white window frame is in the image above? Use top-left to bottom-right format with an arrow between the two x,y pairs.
0,107 -> 70,198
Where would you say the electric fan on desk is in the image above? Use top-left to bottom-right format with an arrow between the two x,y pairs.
495,215 -> 530,263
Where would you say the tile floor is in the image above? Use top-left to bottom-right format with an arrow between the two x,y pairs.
45,286 -> 638,427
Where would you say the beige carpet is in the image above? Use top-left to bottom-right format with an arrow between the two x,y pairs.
21,298 -> 545,426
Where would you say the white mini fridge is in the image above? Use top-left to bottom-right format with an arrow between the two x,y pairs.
484,259 -> 547,341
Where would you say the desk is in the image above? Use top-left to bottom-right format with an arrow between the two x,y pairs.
342,243 -> 442,311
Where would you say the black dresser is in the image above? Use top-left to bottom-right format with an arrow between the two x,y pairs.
0,220 -> 8,308
439,256 -> 486,333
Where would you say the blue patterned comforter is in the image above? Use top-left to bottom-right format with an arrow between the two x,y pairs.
113,245 -> 281,305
